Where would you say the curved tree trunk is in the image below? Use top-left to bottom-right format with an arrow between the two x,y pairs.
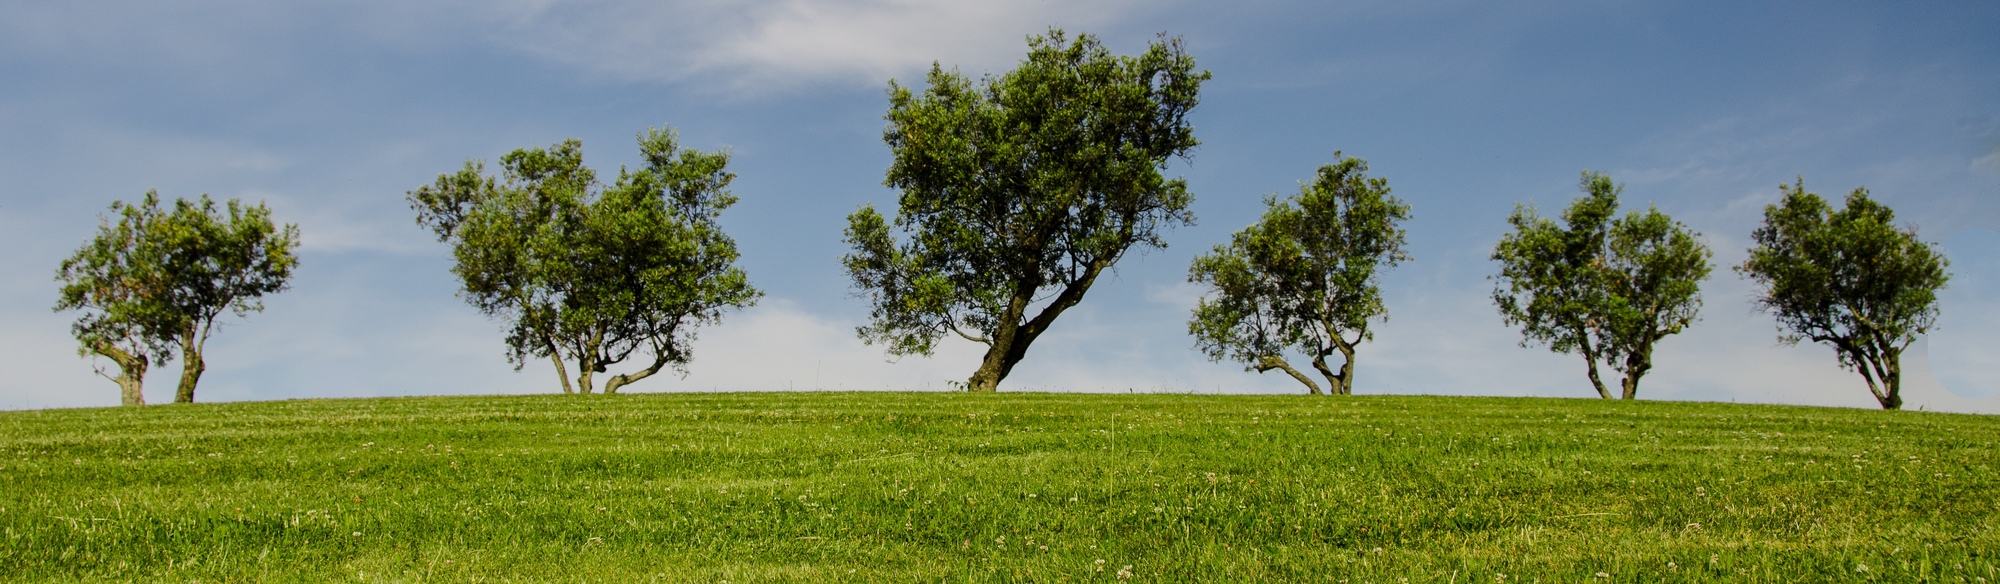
964,259 -> 1110,392
1578,336 -> 1611,400
1256,355 -> 1322,395
92,341 -> 148,406
547,337 -> 575,394
603,350 -> 674,395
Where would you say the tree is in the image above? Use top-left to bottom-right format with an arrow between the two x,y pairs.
843,30 -> 1207,392
410,127 -> 760,394
55,191 -> 299,404
1491,172 -> 1710,399
1187,154 -> 1411,395
1737,179 -> 1949,410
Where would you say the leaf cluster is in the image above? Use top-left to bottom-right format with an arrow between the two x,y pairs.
408,128 -> 760,380
1736,180 -> 1949,369
844,29 -> 1208,356
55,191 -> 299,363
1188,154 -> 1411,372
1491,172 -> 1710,373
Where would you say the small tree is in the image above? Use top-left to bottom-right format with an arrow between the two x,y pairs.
1737,179 -> 1949,410
410,127 -> 760,394
1187,154 -> 1411,395
55,191 -> 299,404
1491,172 -> 1710,399
843,29 -> 1207,392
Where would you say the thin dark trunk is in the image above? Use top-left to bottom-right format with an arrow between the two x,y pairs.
1256,355 -> 1322,395
1578,336 -> 1611,400
547,337 -> 575,394
1309,352 -> 1343,396
1320,330 -> 1359,396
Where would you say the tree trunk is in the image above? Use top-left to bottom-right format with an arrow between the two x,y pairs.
962,259 -> 1110,392
967,332 -> 1015,392
1880,350 -> 1902,410
1578,337 -> 1611,400
966,296 -> 1028,393
1860,346 -> 1903,410
1318,331 -> 1359,396
175,335 -> 205,404
1255,355 -> 1322,395
547,337 -> 575,394
119,369 -> 146,406
1618,342 -> 1653,400
92,341 -> 148,406
603,350 -> 674,395
1309,351 -> 1351,396
574,329 -> 606,394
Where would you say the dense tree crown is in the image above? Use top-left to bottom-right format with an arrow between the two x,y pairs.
1491,172 -> 1710,399
55,191 -> 299,404
1188,154 -> 1410,395
843,29 -> 1208,392
1737,180 -> 1949,410
410,127 -> 760,394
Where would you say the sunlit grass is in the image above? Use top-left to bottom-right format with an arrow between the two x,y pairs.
2,392 -> 1995,582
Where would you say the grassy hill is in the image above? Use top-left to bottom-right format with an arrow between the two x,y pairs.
1,392 -> 1994,582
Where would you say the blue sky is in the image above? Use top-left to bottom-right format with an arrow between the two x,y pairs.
3,0 -> 1996,412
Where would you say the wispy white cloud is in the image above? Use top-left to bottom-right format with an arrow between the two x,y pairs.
470,0 -> 1151,91
0,1 -> 1154,93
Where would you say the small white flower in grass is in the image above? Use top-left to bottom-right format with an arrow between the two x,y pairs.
1595,572 -> 1609,578
351,532 -> 362,537
1117,565 -> 1133,580
1856,564 -> 1869,573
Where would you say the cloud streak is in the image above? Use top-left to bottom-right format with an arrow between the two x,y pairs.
460,0 -> 1151,91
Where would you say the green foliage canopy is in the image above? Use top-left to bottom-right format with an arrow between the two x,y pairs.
410,127 -> 760,394
54,191 -> 299,404
1492,172 -> 1710,399
844,30 -> 1208,392
1737,180 -> 1949,410
1188,155 -> 1411,395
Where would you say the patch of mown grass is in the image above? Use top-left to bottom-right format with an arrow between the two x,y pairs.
1,392 -> 1994,582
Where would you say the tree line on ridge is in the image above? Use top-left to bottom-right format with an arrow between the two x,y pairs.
53,30 -> 1950,411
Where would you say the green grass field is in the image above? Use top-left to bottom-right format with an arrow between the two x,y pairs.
1,392 -> 1995,583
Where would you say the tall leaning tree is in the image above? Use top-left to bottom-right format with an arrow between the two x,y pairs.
55,191 -> 299,404
411,127 -> 760,394
1738,179 -> 1948,410
1188,154 -> 1411,395
1492,171 -> 1710,399
843,29 -> 1208,392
